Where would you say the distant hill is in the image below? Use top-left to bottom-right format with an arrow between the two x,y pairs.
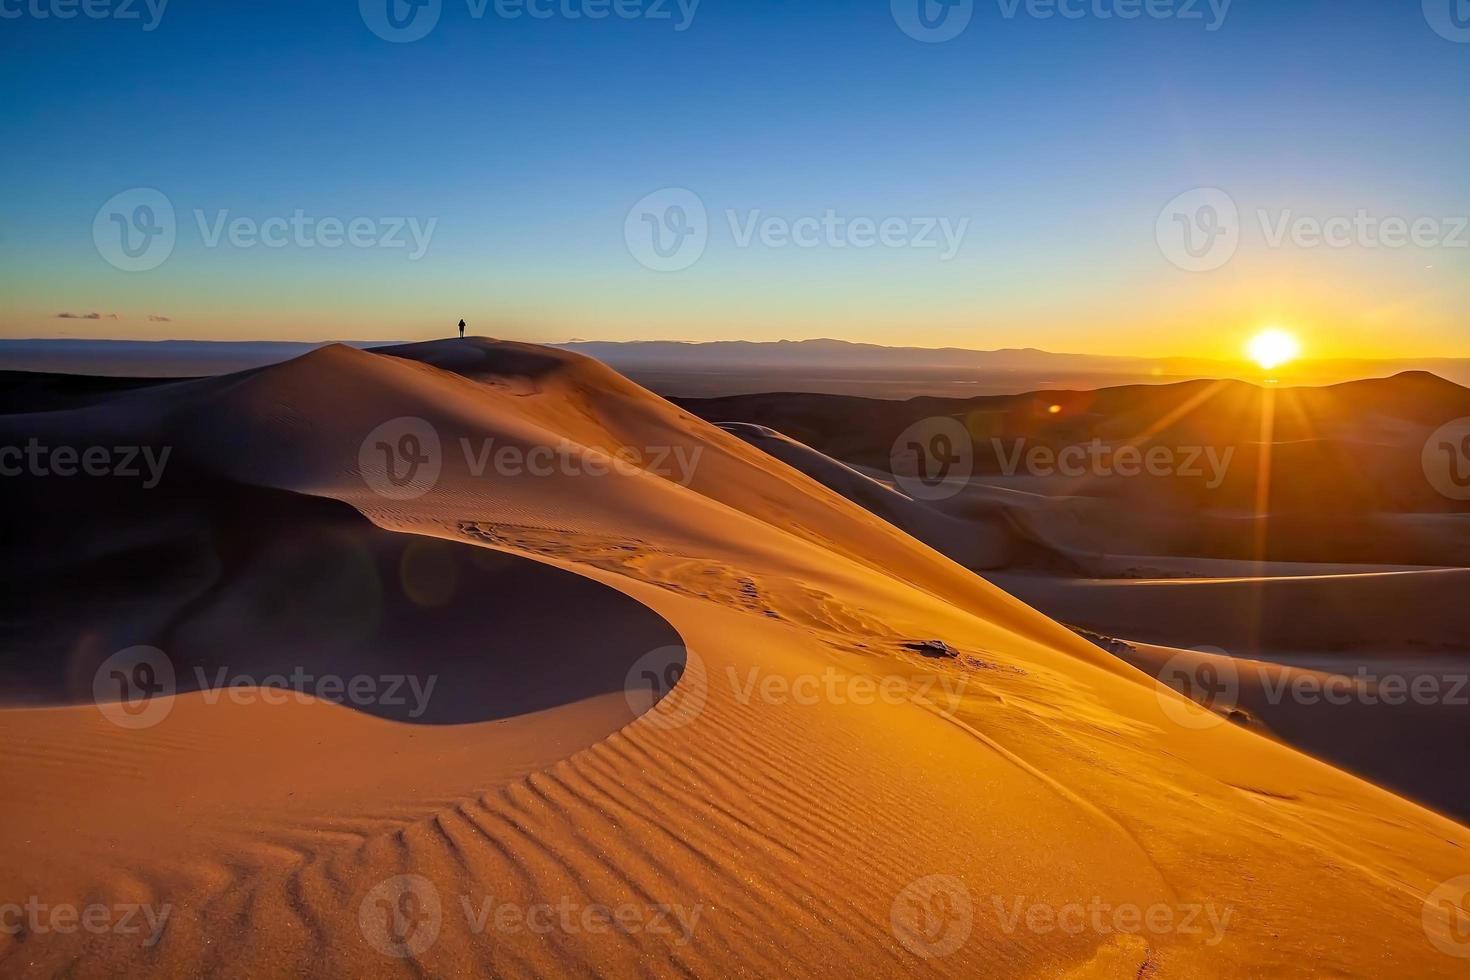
675,370 -> 1470,544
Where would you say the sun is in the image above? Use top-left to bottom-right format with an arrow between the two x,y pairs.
1246,328 -> 1301,370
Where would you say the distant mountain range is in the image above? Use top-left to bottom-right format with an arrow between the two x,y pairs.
562,338 -> 1093,370
1,337 -> 1466,394
559,338 -> 1470,385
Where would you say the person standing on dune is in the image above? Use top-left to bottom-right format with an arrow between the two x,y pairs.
458,318 -> 465,339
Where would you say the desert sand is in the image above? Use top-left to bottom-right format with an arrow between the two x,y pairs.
3,340 -> 1470,976
699,377 -> 1470,816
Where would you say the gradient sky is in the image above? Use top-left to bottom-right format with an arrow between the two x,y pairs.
2,0 -> 1467,358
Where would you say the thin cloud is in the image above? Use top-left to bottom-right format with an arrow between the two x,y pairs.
147,314 -> 172,322
55,312 -> 122,320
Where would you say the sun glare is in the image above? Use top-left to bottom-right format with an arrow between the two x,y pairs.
1247,328 -> 1301,371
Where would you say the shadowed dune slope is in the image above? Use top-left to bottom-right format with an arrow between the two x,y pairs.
678,373 -> 1470,564
990,568 -> 1470,656
0,481 -> 683,723
1120,641 -> 1470,821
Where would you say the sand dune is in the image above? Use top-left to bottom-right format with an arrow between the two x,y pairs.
989,567 -> 1470,655
681,374 -> 1470,563
1122,641 -> 1470,821
700,380 -> 1470,825
714,422 -> 1017,569
4,340 -> 1470,976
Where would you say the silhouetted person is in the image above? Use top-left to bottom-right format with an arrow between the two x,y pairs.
458,318 -> 465,339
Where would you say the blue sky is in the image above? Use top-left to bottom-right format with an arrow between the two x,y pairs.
2,0 -> 1467,357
